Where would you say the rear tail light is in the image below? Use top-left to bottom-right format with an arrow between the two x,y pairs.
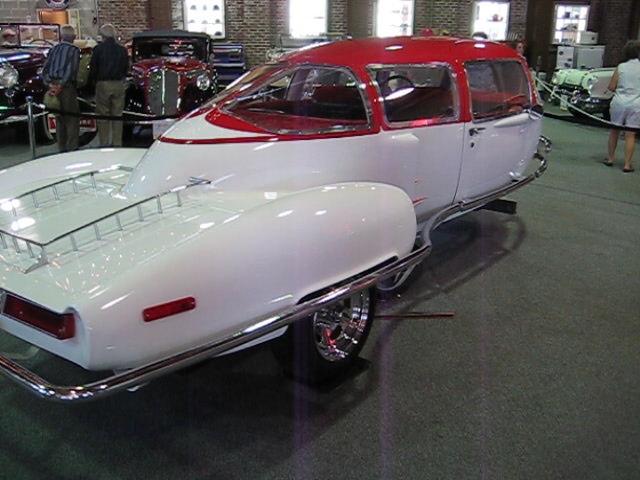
2,293 -> 75,340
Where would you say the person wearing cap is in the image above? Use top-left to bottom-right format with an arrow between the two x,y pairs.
89,24 -> 129,147
1,28 -> 18,45
42,24 -> 80,152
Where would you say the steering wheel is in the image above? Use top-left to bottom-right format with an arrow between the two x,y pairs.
28,39 -> 55,46
379,74 -> 415,92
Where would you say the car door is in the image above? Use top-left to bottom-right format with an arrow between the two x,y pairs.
456,59 -> 542,201
369,63 -> 464,224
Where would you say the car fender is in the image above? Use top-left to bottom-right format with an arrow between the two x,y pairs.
64,182 -> 417,370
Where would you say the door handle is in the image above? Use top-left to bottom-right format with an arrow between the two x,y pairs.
469,127 -> 486,136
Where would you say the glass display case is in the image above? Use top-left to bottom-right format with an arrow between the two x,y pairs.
472,1 -> 510,41
184,0 -> 225,39
553,4 -> 589,43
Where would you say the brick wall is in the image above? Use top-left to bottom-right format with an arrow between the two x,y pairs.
97,0 -> 150,41
509,0 -> 528,39
414,0 -> 527,38
328,0 -> 349,35
166,0 -> 348,68
149,0 -> 172,30
348,0 -> 374,37
596,0 -> 636,65
1,0 -> 99,39
4,0 -> 638,70
0,0 -> 35,21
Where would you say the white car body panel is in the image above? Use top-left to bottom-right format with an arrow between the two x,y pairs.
0,180 -> 416,370
126,114 -> 465,225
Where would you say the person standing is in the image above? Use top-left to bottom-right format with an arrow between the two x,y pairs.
510,39 -> 526,58
42,24 -> 80,152
605,40 -> 640,173
1,28 -> 18,45
89,24 -> 129,147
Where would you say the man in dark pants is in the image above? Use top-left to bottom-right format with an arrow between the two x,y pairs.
42,24 -> 80,152
89,24 -> 129,147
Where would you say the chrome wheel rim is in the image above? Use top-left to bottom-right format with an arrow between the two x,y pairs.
312,290 -> 371,362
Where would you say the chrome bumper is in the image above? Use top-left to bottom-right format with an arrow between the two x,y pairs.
0,242 -> 432,402
0,136 -> 551,402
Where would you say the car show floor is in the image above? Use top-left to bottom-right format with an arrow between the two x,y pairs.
0,112 -> 639,479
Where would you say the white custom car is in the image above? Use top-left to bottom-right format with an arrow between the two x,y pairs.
0,36 -> 550,401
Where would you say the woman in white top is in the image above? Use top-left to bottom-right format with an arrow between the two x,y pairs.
605,40 -> 640,172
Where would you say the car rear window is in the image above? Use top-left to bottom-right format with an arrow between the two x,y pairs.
223,65 -> 370,135
465,60 -> 532,120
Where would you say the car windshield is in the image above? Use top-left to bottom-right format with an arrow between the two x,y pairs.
0,23 -> 60,47
221,64 -> 370,135
133,38 -> 207,61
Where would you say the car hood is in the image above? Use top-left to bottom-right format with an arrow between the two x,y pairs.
131,57 -> 208,73
554,67 -> 615,87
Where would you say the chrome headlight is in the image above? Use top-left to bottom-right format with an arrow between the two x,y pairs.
584,77 -> 596,93
196,73 -> 211,90
551,72 -> 559,85
0,63 -> 19,89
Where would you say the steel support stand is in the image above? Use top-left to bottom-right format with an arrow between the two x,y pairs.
26,96 -> 36,159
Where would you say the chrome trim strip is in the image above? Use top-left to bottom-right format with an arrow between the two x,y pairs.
0,135 -> 550,402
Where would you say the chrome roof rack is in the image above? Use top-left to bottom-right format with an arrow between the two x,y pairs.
0,167 -> 210,273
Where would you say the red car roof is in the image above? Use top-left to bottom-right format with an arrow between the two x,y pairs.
280,36 -> 520,68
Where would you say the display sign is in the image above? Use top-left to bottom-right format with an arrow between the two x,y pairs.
44,0 -> 70,9
184,0 -> 225,38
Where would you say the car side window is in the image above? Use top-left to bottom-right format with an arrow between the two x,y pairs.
465,60 -> 531,120
225,66 -> 370,134
369,64 -> 458,126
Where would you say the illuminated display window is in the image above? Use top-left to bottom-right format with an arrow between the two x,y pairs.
289,0 -> 328,38
375,0 -> 414,37
184,0 -> 226,38
472,1 -> 510,41
552,4 -> 589,43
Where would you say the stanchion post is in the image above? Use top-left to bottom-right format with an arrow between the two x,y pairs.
26,95 -> 37,159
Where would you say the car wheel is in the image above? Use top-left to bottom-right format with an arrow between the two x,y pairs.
272,288 -> 375,384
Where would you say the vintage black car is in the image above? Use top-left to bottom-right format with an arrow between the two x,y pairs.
126,30 -> 219,121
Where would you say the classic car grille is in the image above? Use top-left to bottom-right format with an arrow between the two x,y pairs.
148,69 -> 180,116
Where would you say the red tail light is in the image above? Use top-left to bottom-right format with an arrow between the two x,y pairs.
143,296 -> 196,322
3,294 -> 75,340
